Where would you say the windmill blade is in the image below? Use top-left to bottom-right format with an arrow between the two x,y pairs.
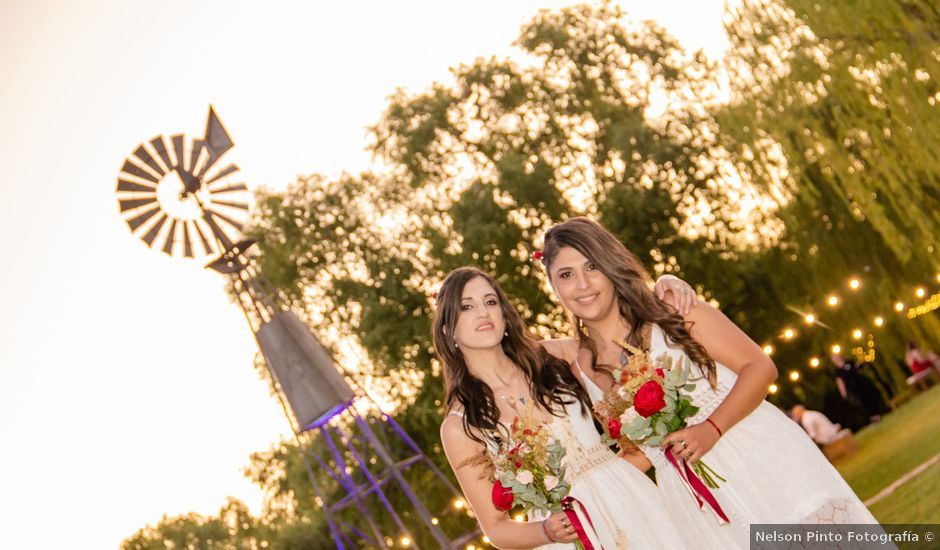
206,207 -> 244,232
192,219 -> 215,256
150,135 -> 173,171
171,134 -> 185,170
134,145 -> 166,176
116,179 -> 155,193
204,163 -> 239,185
189,139 -> 205,178
141,213 -> 169,247
125,206 -> 161,230
208,181 -> 248,193
182,221 -> 194,258
212,199 -> 249,211
118,196 -> 157,212
162,219 -> 178,255
121,159 -> 159,183
202,209 -> 234,249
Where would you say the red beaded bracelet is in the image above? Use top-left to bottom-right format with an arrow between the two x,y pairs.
705,418 -> 723,437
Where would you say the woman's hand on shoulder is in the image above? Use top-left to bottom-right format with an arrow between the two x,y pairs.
654,274 -> 698,316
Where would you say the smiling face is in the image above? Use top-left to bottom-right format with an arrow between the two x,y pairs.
548,246 -> 619,324
452,276 -> 507,350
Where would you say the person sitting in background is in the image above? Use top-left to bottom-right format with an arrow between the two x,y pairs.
905,341 -> 938,374
790,405 -> 851,446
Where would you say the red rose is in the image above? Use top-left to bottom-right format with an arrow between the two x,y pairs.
634,380 -> 666,417
492,480 -> 514,511
607,417 -> 622,439
655,368 -> 665,378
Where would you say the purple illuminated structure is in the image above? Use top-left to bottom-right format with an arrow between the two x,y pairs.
117,107 -> 481,549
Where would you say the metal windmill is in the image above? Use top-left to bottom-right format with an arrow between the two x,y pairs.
116,107 -> 481,548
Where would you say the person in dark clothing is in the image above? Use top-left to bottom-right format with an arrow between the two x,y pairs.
831,353 -> 885,424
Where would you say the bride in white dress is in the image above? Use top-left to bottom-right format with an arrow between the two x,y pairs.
434,266 -> 689,549
538,217 -> 879,548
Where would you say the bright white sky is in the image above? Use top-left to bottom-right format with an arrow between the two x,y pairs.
0,1 -> 727,548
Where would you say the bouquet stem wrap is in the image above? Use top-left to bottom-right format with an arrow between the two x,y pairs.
561,496 -> 604,550
664,448 -> 729,524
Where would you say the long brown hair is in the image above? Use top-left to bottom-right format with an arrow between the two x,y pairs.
432,267 -> 589,445
542,217 -> 717,385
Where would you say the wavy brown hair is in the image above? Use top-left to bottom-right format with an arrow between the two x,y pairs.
432,267 -> 590,445
542,217 -> 716,386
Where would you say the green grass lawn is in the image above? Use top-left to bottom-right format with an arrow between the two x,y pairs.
834,383 -> 940,523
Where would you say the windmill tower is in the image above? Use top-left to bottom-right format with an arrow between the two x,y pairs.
115,107 -> 481,548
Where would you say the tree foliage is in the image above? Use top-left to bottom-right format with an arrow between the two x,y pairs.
124,1 -> 940,546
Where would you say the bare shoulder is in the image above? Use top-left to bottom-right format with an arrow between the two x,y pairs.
680,300 -> 737,338
541,337 -> 578,362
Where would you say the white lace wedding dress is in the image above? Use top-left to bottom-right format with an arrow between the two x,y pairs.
465,395 -> 691,549
580,324 -> 879,548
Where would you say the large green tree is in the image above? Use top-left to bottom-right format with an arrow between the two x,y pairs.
125,1 -> 940,546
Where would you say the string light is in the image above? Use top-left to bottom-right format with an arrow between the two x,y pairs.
466,545 -> 477,550
895,301 -> 905,312
783,328 -> 795,339
849,278 -> 860,289
483,536 -> 491,545
916,287 -> 926,298
513,514 -> 525,522
789,371 -> 800,382
831,344 -> 841,354
763,344 -> 774,355
852,329 -> 863,340
768,384 -> 778,394
401,536 -> 412,547
804,313 -> 816,324
431,518 -> 439,525
453,499 -> 466,510
827,295 -> 840,306
874,316 -> 884,327
809,357 -> 820,368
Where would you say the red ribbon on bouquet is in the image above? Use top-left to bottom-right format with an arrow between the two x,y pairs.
664,447 -> 730,524
561,496 -> 605,550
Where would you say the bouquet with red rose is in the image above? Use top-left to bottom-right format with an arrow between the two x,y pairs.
594,343 -> 725,489
491,405 -> 570,515
490,402 -> 592,549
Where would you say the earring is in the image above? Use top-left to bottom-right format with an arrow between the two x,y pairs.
503,329 -> 509,337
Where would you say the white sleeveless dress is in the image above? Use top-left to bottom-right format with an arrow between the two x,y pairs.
578,325 -> 878,548
457,398 -> 690,549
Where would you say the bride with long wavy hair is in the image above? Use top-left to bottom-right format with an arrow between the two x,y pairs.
539,217 -> 879,548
